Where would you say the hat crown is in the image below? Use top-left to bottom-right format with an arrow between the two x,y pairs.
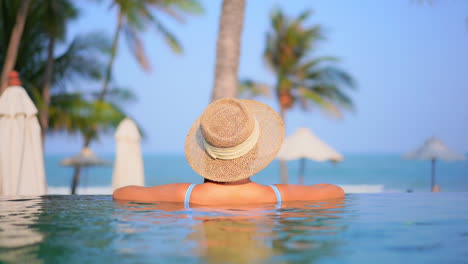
200,98 -> 255,148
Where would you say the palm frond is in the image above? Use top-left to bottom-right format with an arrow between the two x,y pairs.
153,0 -> 203,22
112,0 -> 202,68
299,87 -> 344,118
148,14 -> 183,54
295,10 -> 312,24
49,92 -> 127,141
43,0 -> 79,39
261,9 -> 356,117
163,0 -> 204,14
238,79 -> 271,99
123,24 -> 151,70
91,85 -> 137,105
49,33 -> 110,89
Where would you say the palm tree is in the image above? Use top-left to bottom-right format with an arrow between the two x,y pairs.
266,10 -> 355,120
49,94 -> 126,147
240,10 -> 355,183
39,0 -> 79,142
48,92 -> 128,194
0,0 -> 32,93
98,0 -> 203,101
1,1 -> 133,193
210,0 -> 246,102
1,1 -> 108,143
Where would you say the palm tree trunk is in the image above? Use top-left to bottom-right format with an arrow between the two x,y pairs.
299,158 -> 305,185
210,0 -> 246,102
70,166 -> 81,195
0,0 -> 31,93
431,158 -> 436,192
40,36 -> 56,144
98,11 -> 124,101
70,137 -> 92,195
279,106 -> 289,184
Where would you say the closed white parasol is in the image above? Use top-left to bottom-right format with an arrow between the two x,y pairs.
112,118 -> 144,191
0,71 -> 46,195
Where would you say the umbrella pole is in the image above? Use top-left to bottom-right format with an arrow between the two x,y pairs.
431,158 -> 436,192
299,158 -> 305,185
280,160 -> 289,184
71,166 -> 82,195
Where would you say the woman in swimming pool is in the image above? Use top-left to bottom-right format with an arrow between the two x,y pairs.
113,98 -> 344,206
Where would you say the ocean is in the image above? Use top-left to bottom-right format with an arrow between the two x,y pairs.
44,153 -> 468,194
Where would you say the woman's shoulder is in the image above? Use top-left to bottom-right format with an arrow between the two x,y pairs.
274,183 -> 344,201
113,183 -> 192,202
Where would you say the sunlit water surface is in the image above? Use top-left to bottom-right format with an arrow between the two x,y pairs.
0,193 -> 467,263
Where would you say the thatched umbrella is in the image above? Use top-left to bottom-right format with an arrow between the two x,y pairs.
276,128 -> 343,184
61,147 -> 109,194
403,137 -> 466,192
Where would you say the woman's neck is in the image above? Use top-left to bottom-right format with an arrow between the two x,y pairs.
204,178 -> 252,185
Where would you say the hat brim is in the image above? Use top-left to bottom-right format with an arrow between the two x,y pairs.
185,100 -> 285,182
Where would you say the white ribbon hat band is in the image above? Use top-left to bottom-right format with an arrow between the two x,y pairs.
202,118 -> 260,160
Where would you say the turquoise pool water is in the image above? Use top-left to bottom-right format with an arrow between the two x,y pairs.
1,193 -> 467,263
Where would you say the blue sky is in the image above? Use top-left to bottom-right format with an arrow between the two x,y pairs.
46,0 -> 468,154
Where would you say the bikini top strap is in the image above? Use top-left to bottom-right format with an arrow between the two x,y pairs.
184,184 -> 197,209
268,185 -> 282,208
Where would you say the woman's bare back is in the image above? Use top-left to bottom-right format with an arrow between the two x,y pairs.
112,181 -> 344,205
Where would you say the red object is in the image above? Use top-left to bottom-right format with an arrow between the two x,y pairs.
279,91 -> 293,110
8,71 -> 22,86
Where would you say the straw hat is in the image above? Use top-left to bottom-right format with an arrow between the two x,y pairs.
185,98 -> 284,182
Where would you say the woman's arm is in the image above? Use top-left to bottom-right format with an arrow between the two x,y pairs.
112,183 -> 191,202
275,183 -> 345,201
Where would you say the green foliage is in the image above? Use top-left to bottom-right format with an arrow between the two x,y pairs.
30,33 -> 110,93
265,10 -> 322,76
94,86 -> 138,105
0,1 -> 107,95
267,9 -> 355,116
0,0 -> 135,143
42,0 -> 79,40
238,79 -> 271,99
240,9 -> 356,118
112,0 -> 203,69
1,0 -> 46,75
48,93 -> 126,143
1,0 -> 202,145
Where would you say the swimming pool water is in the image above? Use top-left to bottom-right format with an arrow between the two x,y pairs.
0,193 -> 467,263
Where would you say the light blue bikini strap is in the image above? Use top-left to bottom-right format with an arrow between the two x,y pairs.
268,185 -> 282,208
184,184 -> 197,209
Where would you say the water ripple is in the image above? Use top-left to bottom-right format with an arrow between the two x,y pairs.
0,193 -> 467,263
